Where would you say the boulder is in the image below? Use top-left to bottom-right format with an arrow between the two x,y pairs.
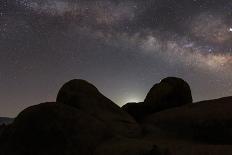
0,102 -> 113,155
144,77 -> 192,108
56,79 -> 141,137
142,97 -> 232,144
122,77 -> 192,121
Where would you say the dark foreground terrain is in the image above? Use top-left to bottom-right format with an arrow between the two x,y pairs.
1,77 -> 232,155
0,118 -> 13,125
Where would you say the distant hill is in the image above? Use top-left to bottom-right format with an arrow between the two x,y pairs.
0,117 -> 14,125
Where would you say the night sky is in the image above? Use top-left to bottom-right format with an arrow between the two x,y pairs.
1,0 -> 232,117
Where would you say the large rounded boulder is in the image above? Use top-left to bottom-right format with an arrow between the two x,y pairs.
122,77 -> 192,121
56,79 -> 141,137
0,102 -> 113,155
144,77 -> 192,110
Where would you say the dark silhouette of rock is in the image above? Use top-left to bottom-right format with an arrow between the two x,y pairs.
2,78 -> 232,155
0,102 -> 113,155
94,138 -> 168,155
56,79 -> 141,137
122,102 -> 154,121
0,124 -> 6,136
144,77 -> 192,108
142,96 -> 232,144
122,77 -> 192,121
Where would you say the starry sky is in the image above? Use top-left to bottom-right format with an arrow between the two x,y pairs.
1,0 -> 232,117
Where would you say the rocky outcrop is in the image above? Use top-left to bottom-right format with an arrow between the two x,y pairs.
0,102 -> 113,155
142,96 -> 232,144
56,79 -> 141,137
0,79 -> 141,155
122,77 -> 192,121
1,78 -> 232,155
144,77 -> 192,107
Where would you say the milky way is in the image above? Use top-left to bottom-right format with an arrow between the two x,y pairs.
1,0 -> 232,116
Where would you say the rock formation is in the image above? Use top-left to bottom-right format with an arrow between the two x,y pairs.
144,77 -> 192,107
1,77 -> 232,155
142,96 -> 232,144
0,103 -> 113,155
56,79 -> 141,137
122,77 -> 192,121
